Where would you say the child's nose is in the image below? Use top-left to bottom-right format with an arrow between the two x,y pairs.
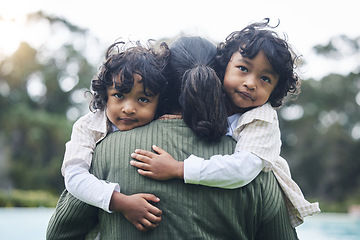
244,75 -> 256,90
122,101 -> 136,114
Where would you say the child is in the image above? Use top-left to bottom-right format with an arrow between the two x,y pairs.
130,19 -> 320,228
62,40 -> 169,231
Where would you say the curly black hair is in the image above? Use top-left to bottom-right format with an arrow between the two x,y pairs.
216,18 -> 300,108
89,40 -> 170,117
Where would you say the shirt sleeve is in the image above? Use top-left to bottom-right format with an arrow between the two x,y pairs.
184,151 -> 264,189
234,117 -> 281,171
64,159 -> 120,213
61,113 -> 105,176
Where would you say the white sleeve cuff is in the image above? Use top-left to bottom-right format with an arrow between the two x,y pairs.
102,182 -> 120,213
183,151 -> 264,189
184,154 -> 204,184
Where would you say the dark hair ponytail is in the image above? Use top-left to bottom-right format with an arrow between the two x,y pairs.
168,37 -> 227,142
180,65 -> 227,142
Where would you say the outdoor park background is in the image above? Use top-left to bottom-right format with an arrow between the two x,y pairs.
0,0 -> 360,214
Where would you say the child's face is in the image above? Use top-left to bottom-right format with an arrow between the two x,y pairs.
106,73 -> 159,131
223,50 -> 279,113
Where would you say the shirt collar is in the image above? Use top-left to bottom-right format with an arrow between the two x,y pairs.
237,103 -> 276,126
88,110 -> 108,134
227,113 -> 242,137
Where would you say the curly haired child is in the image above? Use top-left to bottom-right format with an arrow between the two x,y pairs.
62,40 -> 169,231
130,19 -> 320,228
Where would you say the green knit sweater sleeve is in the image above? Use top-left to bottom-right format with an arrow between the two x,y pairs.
46,190 -> 98,239
255,172 -> 299,240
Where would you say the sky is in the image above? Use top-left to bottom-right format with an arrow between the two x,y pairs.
0,0 -> 359,80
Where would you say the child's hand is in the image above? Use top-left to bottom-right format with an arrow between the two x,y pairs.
130,145 -> 184,180
110,191 -> 162,232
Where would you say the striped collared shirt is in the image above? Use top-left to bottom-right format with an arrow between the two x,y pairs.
233,103 -> 320,227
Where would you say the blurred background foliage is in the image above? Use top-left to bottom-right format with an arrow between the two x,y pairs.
0,12 -> 359,210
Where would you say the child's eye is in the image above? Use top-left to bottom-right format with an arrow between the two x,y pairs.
238,66 -> 248,72
114,93 -> 124,99
261,76 -> 271,83
138,97 -> 150,103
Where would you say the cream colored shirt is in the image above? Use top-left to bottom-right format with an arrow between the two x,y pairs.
62,110 -> 120,213
184,103 -> 320,227
63,110 -> 108,174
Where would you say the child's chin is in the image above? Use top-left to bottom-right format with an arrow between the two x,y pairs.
119,126 -> 135,131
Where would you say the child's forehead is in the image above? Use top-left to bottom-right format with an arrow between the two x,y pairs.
111,75 -> 157,95
231,50 -> 267,63
112,72 -> 142,84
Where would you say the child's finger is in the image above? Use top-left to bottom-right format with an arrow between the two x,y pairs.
131,153 -> 151,163
148,205 -> 163,218
134,149 -> 157,158
140,218 -> 159,230
142,193 -> 161,204
152,145 -> 167,155
137,169 -> 156,178
146,213 -> 162,225
130,160 -> 150,170
134,223 -> 147,232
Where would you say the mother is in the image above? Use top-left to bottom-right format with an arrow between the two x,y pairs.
47,37 -> 298,239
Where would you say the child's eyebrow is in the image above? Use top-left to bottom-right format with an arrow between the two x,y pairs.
107,86 -> 118,91
263,69 -> 279,78
142,90 -> 156,97
235,58 -> 252,67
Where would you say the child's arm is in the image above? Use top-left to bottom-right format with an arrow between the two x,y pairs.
64,160 -> 120,212
64,155 -> 163,232
64,112 -> 162,231
130,106 -> 283,189
130,145 -> 264,189
130,106 -> 280,189
63,113 -> 120,213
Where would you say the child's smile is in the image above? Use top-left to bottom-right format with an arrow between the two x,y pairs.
223,50 -> 279,114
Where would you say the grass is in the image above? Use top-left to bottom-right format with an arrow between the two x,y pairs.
0,189 -> 59,208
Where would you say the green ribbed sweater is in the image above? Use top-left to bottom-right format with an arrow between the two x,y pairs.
47,119 -> 298,240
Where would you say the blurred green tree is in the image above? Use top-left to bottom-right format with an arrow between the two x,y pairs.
279,35 -> 360,207
0,11 -> 102,193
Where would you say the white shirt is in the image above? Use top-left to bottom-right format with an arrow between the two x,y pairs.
63,110 -> 120,213
184,103 -> 320,227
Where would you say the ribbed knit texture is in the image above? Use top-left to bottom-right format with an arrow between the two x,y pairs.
46,119 -> 298,240
47,189 -> 99,239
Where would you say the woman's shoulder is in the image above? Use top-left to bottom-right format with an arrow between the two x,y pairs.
256,171 -> 283,218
